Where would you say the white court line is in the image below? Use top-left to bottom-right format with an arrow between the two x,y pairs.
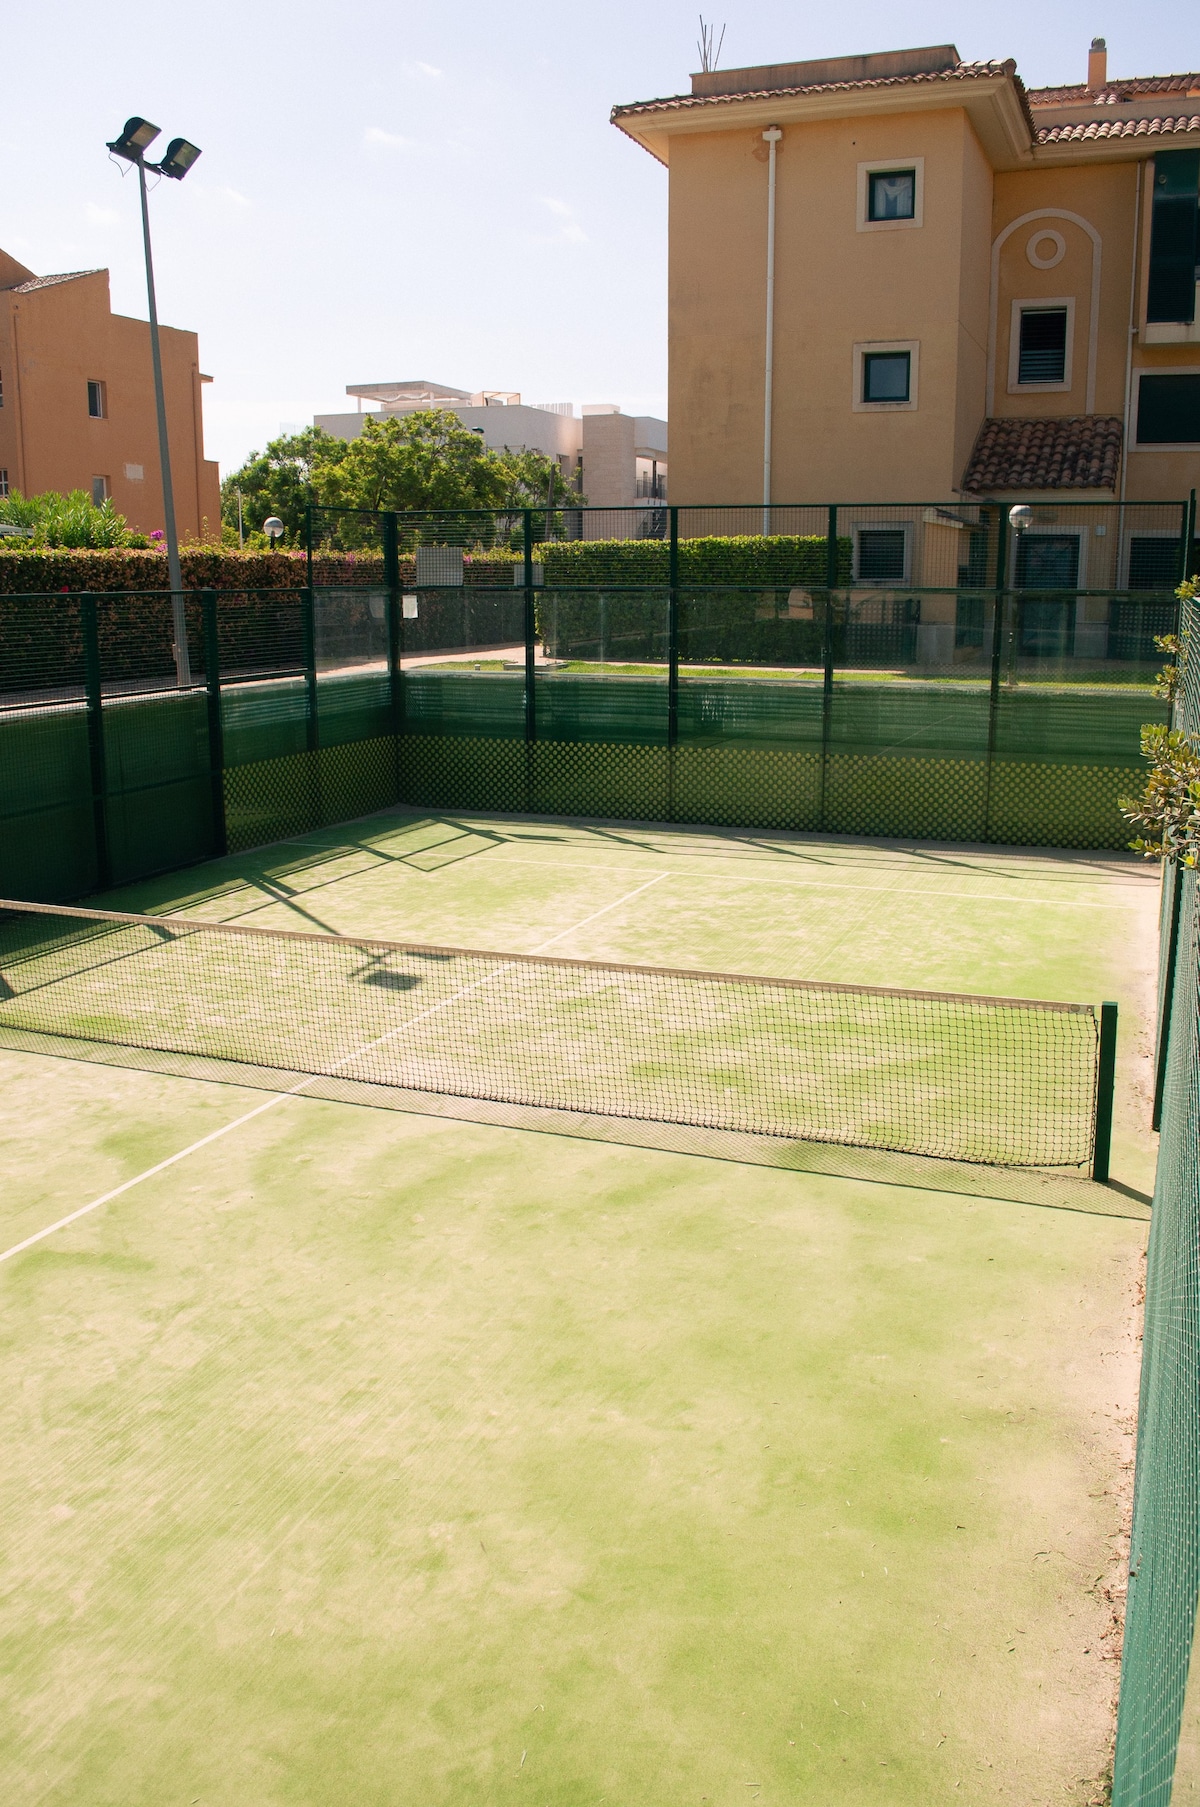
531,872 -> 667,951
0,873 -> 671,1267
0,1089 -> 301,1266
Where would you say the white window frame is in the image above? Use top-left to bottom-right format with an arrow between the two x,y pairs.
1011,523 -> 1087,588
1133,366 -> 1200,449
1007,298 -> 1075,394
852,522 -> 912,585
1121,531 -> 1184,589
91,475 -> 111,506
87,379 -> 107,420
852,340 -> 919,412
857,158 -> 924,233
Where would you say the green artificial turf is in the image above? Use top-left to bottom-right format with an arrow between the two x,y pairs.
0,815 -> 1158,1804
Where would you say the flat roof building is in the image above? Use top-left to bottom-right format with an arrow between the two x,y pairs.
314,382 -> 668,511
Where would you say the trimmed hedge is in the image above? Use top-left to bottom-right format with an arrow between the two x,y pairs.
536,534 -> 852,588
0,545 -> 524,595
533,535 -> 854,666
0,547 -> 305,594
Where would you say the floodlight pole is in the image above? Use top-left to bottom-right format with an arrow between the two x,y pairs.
136,155 -> 190,686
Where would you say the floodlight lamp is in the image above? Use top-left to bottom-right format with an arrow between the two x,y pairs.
1009,504 -> 1034,534
156,138 -> 202,180
108,117 -> 161,161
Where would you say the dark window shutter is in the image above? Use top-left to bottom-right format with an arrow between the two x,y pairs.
1147,149 -> 1200,324
1137,373 -> 1200,444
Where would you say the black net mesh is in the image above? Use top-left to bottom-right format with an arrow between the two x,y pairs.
0,898 -> 1102,1169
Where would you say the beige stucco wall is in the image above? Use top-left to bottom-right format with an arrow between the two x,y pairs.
669,108 -> 998,503
581,411 -> 637,506
661,93 -> 1199,509
0,270 -> 220,539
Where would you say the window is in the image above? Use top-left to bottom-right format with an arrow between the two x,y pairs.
87,380 -> 106,419
855,529 -> 907,583
852,340 -> 919,411
1137,372 -> 1200,444
857,158 -> 923,232
1126,536 -> 1183,590
1014,533 -> 1081,588
862,351 -> 910,403
0,469 -> 8,499
91,475 -> 110,506
1018,308 -> 1069,384
868,169 -> 916,222
1147,149 -> 1200,325
0,366 -> 4,407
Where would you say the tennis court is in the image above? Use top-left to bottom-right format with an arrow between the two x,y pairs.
0,810 -> 1159,1804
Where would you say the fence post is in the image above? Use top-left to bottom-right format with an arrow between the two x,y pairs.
80,594 -> 111,891
667,507 -> 679,815
1092,1001 -> 1119,1183
201,589 -> 227,859
300,580 -> 321,827
1188,488 -> 1198,579
383,512 -> 403,800
983,506 -> 1008,841
1153,862 -> 1185,1131
818,506 -> 837,830
523,509 -> 536,810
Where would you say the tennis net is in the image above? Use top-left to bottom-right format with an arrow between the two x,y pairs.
0,899 -> 1106,1170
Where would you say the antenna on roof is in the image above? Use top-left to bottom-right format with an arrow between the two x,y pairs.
696,15 -> 725,73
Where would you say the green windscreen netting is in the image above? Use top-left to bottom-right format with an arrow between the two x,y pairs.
1113,597 -> 1200,1807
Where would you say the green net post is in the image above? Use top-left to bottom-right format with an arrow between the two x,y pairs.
80,593 -> 110,892
201,589 -> 227,859
1177,495 -> 1193,586
1092,1001 -> 1118,1182
1187,487 -> 1198,580
1154,863 -> 1185,1131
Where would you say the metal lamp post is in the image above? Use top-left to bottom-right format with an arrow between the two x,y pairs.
107,118 -> 202,687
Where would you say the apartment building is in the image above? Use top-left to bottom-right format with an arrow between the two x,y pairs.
611,41 -> 1200,527
314,380 -> 668,509
0,247 -> 220,538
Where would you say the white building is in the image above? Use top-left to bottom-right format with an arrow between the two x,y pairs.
313,380 -> 667,509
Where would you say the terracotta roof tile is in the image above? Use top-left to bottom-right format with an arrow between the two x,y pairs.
612,60 -> 1024,121
1028,73 -> 1200,106
1036,112 -> 1200,145
961,416 -> 1123,494
12,270 -> 102,293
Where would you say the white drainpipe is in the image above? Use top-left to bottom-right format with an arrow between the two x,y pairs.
762,126 -> 782,534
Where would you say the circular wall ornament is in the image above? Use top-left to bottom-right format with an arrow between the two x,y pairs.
1026,228 -> 1067,270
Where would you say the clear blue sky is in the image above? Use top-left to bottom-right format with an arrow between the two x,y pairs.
3,0 -> 1195,474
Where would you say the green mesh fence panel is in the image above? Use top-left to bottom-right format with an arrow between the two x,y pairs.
1112,600 -> 1200,1807
670,747 -> 822,831
0,705 -> 97,900
0,545 -> 1185,903
397,736 -> 526,814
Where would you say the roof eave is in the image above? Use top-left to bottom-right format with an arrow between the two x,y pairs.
1031,120 -> 1200,165
612,71 -> 1033,169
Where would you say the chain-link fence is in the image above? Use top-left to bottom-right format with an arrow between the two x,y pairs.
1112,594 -> 1200,1807
0,501 -> 1193,901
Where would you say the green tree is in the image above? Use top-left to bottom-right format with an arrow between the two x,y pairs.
220,426 -> 349,547
314,411 -> 512,514
490,446 -> 584,512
